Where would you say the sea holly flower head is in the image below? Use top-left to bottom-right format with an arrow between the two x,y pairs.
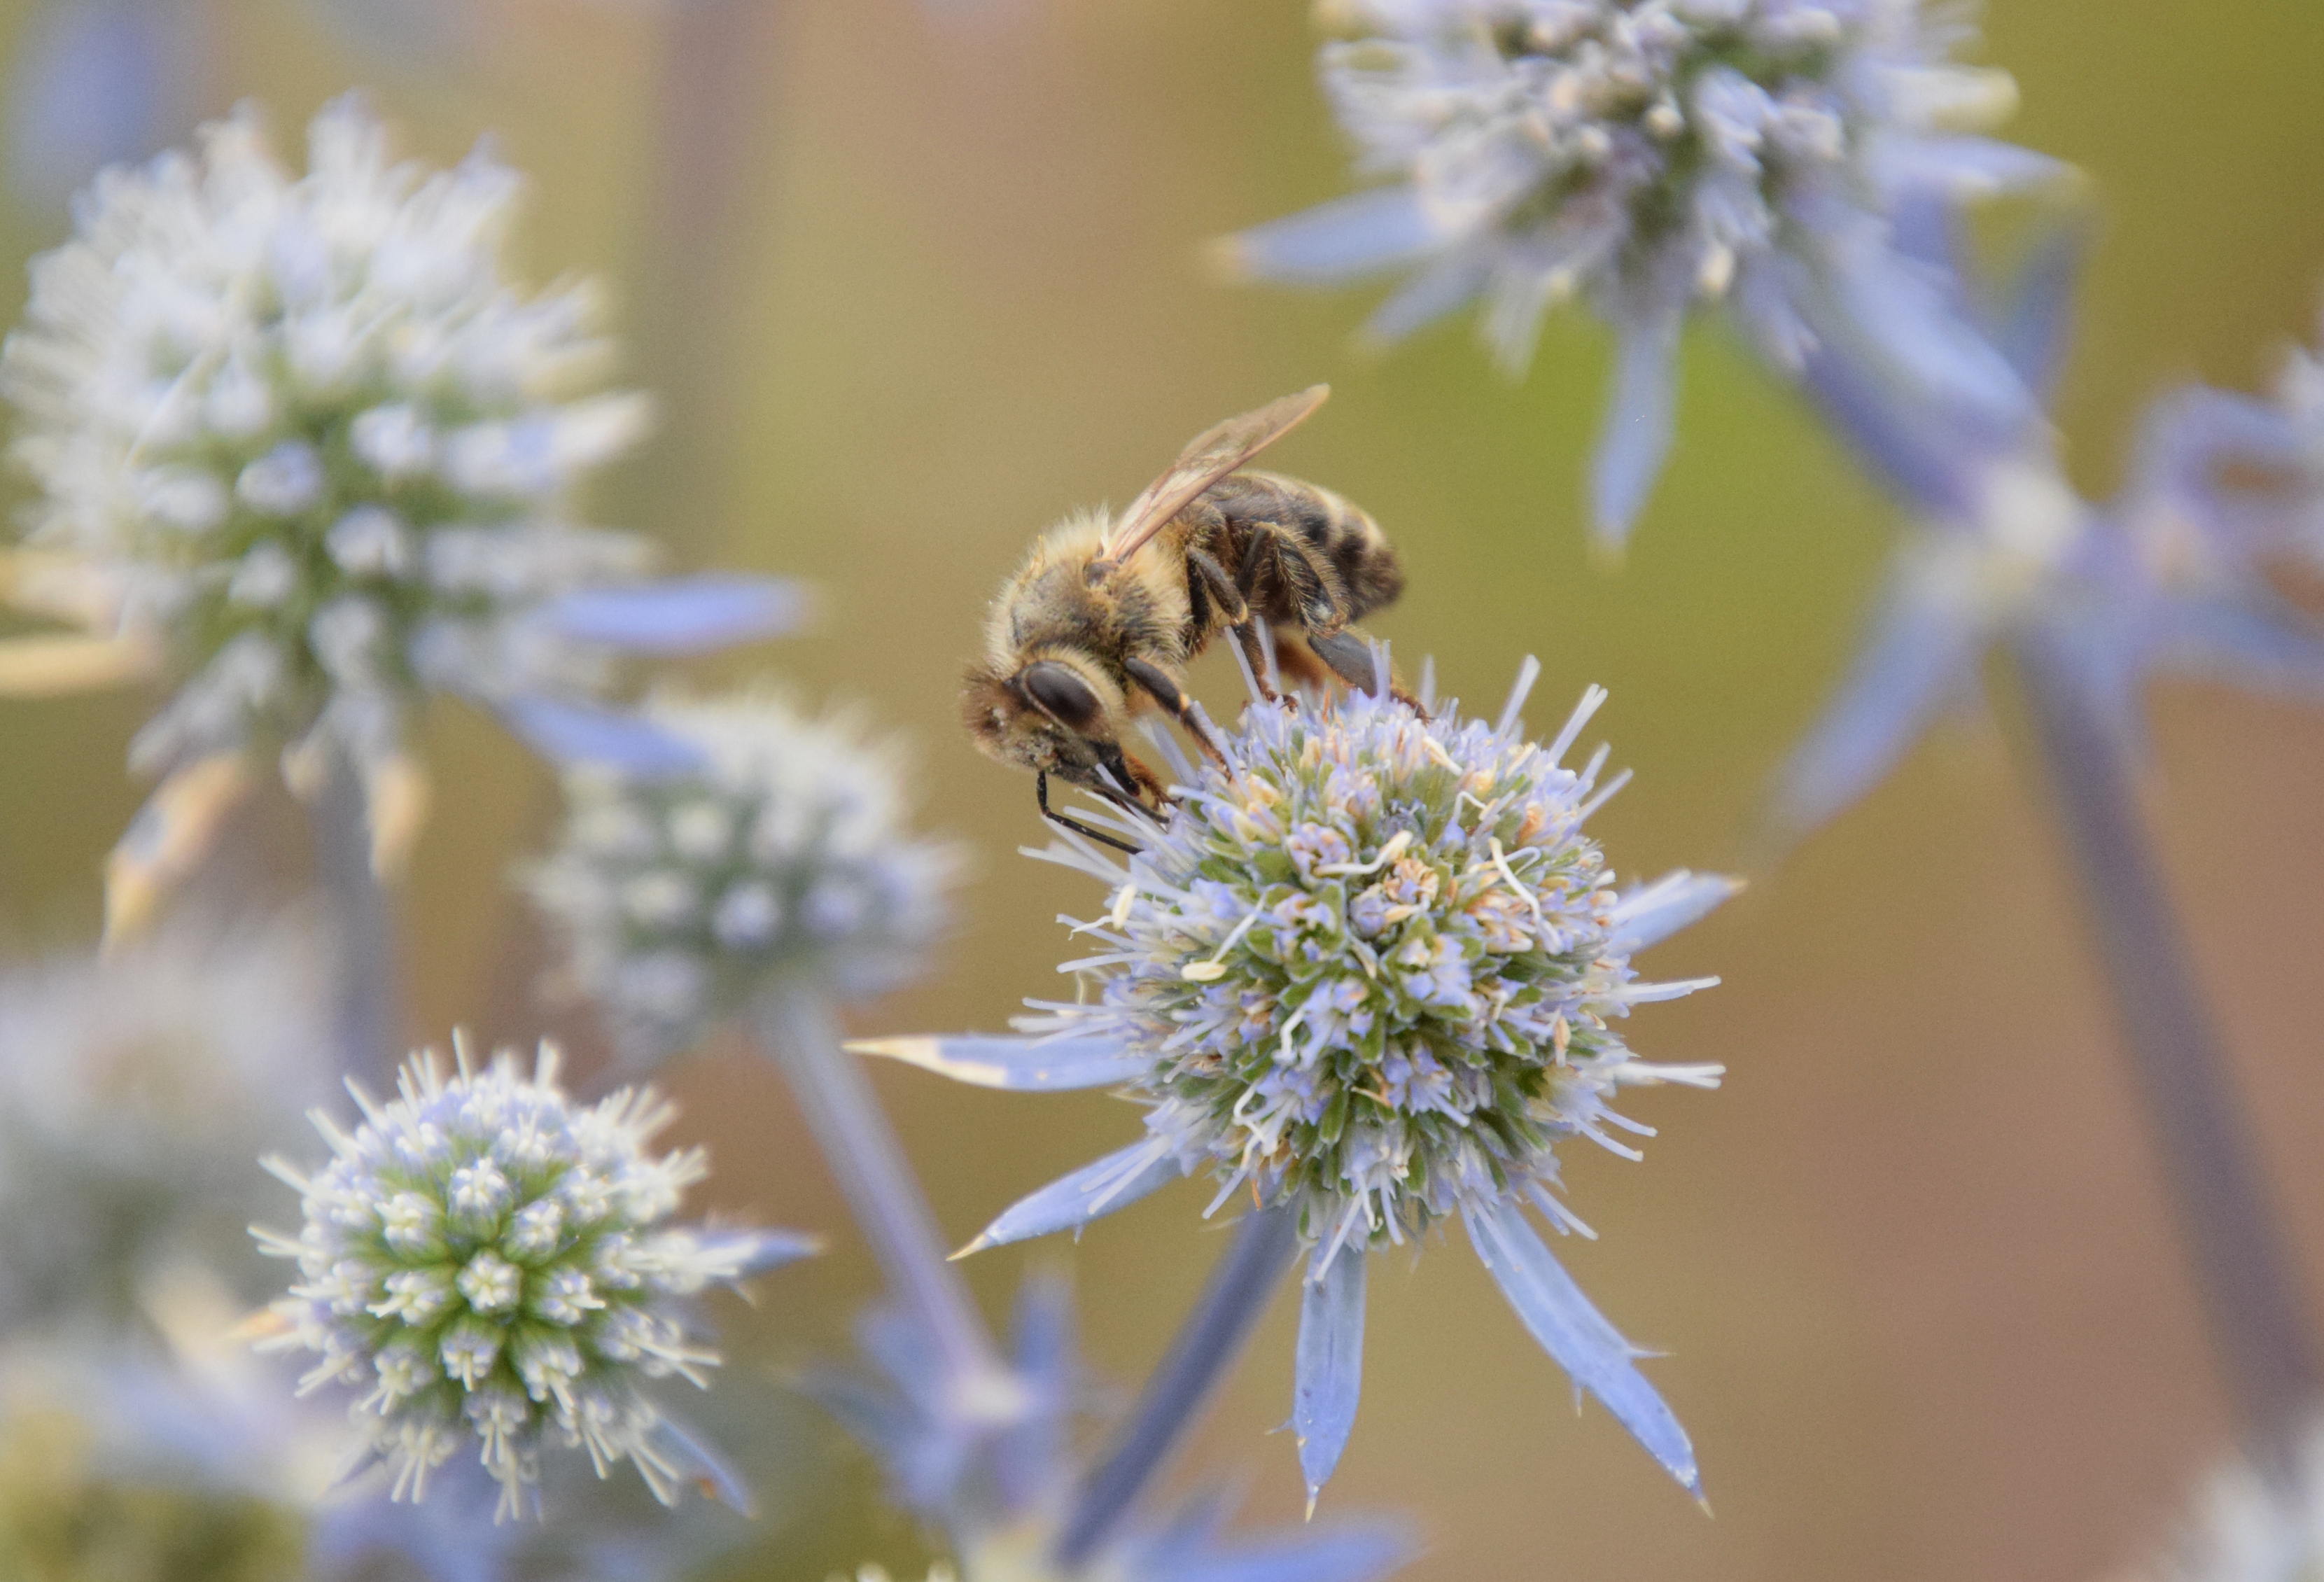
859,660 -> 1732,1502
528,691 -> 962,1065
253,1037 -> 815,1520
1224,0 -> 2063,542
0,94 -> 797,929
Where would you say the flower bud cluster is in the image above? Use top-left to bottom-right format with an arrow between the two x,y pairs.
256,1042 -> 781,1518
528,694 -> 960,1062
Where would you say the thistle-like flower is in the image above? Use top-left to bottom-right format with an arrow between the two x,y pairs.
527,692 -> 961,1065
1222,0 -> 2063,543
0,95 -> 795,932
858,661 -> 1733,1502
1774,214 -> 2324,836
253,1037 -> 815,1519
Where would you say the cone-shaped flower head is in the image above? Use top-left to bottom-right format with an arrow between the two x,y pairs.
0,96 -> 799,927
528,692 -> 962,1064
1224,0 -> 2062,542
253,1039 -> 816,1520
859,662 -> 1732,1502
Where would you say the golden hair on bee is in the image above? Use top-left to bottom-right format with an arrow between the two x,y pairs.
962,386 -> 1405,849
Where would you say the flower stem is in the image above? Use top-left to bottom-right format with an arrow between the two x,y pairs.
752,987 -> 1007,1396
311,751 -> 399,1083
2013,627 -> 2320,1479
1055,1203 -> 1301,1569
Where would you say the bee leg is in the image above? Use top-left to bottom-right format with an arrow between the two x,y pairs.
1268,626 -> 1334,691
1123,655 -> 1231,764
1036,771 -> 1142,855
1186,548 -> 1250,626
1306,628 -> 1382,694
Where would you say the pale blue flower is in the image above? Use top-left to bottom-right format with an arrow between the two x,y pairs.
0,97 -> 799,928
857,662 -> 1732,1503
3,0 -> 210,206
0,914 -> 334,1326
1774,213 -> 2324,834
253,1037 -> 815,1519
813,1275 -> 1414,1582
527,691 -> 963,1063
1222,0 -> 2064,545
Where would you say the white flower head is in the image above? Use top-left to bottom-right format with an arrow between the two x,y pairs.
0,94 -> 657,787
254,1037 -> 813,1520
528,692 -> 963,1063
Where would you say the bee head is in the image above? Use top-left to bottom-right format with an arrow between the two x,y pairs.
960,655 -> 1159,804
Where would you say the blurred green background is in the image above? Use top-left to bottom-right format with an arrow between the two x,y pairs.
8,1 -> 2324,1578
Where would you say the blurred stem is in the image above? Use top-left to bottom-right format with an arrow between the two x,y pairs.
624,0 -> 784,564
1056,1204 -> 1300,1569
311,751 -> 399,1083
2013,626 -> 2319,1481
752,987 -> 1007,1396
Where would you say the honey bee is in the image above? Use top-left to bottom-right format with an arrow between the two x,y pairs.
962,385 -> 1405,847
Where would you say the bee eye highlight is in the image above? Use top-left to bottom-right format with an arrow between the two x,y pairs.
1019,662 -> 1102,731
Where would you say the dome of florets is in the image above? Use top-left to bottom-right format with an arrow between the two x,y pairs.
1312,0 -> 2018,333
526,692 -> 963,1063
253,1039 -> 811,1519
1021,665 -> 1730,1259
0,95 -> 658,780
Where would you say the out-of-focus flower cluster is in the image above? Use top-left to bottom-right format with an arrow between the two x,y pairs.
255,1040 -> 813,1519
814,1278 -> 1412,1582
528,692 -> 961,1064
0,916 -> 331,1326
1228,0 -> 2059,540
0,96 -> 656,774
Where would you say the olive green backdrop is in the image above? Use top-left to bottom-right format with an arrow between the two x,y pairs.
6,2 -> 2324,1578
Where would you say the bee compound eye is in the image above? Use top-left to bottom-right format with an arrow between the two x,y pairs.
1019,662 -> 1103,731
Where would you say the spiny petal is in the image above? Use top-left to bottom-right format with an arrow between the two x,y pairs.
536,575 -> 808,655
104,753 -> 253,946
848,1033 -> 1147,1091
1293,1246 -> 1368,1510
958,1142 -> 1185,1256
0,631 -> 160,695
1467,1200 -> 1698,1496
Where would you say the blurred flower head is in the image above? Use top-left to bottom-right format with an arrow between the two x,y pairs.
0,94 -> 799,932
860,662 -> 1730,1500
2120,1425 -> 2324,1582
528,691 -> 962,1065
0,913 -> 332,1328
1775,216 -> 2324,836
813,1275 -> 1412,1582
1224,0 -> 2062,543
253,1037 -> 814,1520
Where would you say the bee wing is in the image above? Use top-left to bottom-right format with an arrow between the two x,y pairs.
1096,384 -> 1330,566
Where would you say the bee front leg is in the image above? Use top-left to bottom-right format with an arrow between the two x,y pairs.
1122,655 -> 1231,765
1036,771 -> 1142,855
